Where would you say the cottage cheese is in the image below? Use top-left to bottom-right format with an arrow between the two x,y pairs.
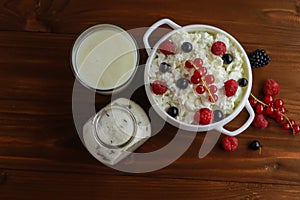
148,30 -> 247,124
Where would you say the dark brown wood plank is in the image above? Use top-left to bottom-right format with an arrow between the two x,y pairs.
0,169 -> 299,200
1,0 -> 300,199
0,28 -> 300,184
1,0 -> 300,35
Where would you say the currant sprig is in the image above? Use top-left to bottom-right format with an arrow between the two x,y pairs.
250,93 -> 299,135
201,76 -> 216,103
185,58 -> 217,103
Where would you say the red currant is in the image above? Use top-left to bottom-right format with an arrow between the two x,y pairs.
208,85 -> 217,93
293,125 -> 300,133
208,94 -> 218,102
263,95 -> 274,105
277,107 -> 286,114
274,99 -> 284,109
265,106 -> 274,116
255,104 -> 264,114
198,67 -> 207,77
194,58 -> 203,68
196,85 -> 205,94
205,74 -> 215,84
250,90 -> 298,136
276,115 -> 284,123
283,123 -> 291,130
193,70 -> 201,78
275,110 -> 282,117
271,110 -> 280,119
191,75 -> 201,84
185,60 -> 194,69
249,98 -> 258,107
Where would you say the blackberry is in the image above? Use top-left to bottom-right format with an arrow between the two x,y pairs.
248,49 -> 270,68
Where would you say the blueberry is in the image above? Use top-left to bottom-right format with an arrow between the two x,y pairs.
213,110 -> 224,122
176,78 -> 189,89
238,78 -> 248,87
181,42 -> 193,53
159,62 -> 170,73
249,140 -> 261,150
222,54 -> 233,64
167,106 -> 179,118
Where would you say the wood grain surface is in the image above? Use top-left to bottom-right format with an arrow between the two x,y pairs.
1,0 -> 300,199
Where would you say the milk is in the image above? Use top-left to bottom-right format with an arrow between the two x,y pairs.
75,28 -> 137,90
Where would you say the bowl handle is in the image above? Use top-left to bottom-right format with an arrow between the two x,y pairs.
143,18 -> 181,55
215,101 -> 255,136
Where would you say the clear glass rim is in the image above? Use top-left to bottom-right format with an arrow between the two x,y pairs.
92,105 -> 137,149
70,24 -> 140,93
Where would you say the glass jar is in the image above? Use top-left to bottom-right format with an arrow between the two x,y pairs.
82,98 -> 151,165
71,24 -> 139,94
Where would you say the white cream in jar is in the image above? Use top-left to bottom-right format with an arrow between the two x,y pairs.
82,98 -> 151,165
71,24 -> 139,94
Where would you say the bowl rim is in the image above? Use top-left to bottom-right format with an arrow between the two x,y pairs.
144,24 -> 252,131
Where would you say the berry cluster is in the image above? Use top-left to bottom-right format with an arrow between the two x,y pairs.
153,40 -> 243,123
210,41 -> 239,98
221,136 -> 264,153
249,79 -> 300,135
185,58 -> 217,103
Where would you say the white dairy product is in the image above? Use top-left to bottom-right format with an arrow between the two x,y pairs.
75,26 -> 138,90
148,30 -> 247,124
95,107 -> 135,147
83,98 -> 151,165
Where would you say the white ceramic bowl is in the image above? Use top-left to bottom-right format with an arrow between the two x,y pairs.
143,18 -> 255,136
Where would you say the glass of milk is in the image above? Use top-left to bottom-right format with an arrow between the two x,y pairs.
71,24 -> 139,94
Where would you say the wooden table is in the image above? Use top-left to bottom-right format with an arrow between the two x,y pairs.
1,0 -> 300,199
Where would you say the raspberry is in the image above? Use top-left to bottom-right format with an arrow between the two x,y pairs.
159,40 -> 176,55
211,41 -> 226,56
252,114 -> 268,129
194,108 -> 214,125
224,79 -> 238,97
151,80 -> 168,95
263,79 -> 280,96
221,136 -> 238,152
